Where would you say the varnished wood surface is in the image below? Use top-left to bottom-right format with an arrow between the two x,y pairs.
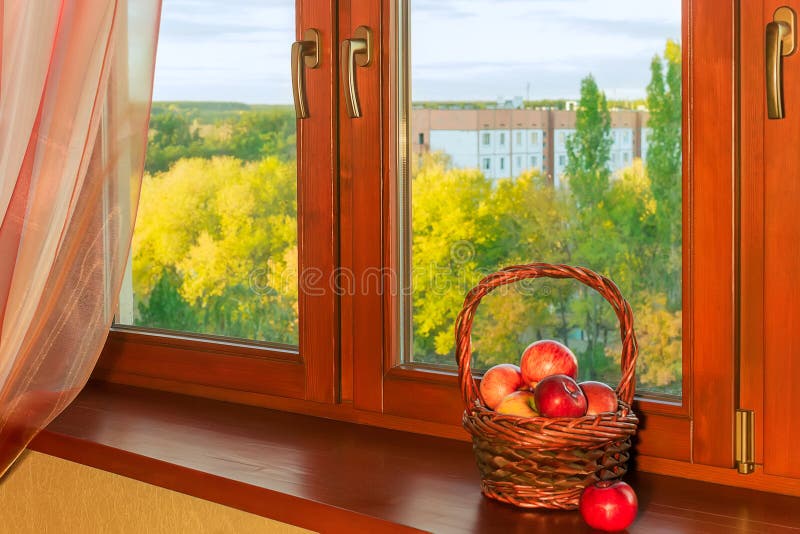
762,0 -> 800,480
739,0 -> 767,468
29,383 -> 800,533
296,0 -> 339,404
340,0 -> 386,414
636,456 -> 800,498
96,330 -> 305,399
687,0 -> 737,468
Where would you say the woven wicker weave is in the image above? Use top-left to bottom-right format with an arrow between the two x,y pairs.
455,263 -> 639,510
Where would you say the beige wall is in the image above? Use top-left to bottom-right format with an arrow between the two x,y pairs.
0,451 -> 314,534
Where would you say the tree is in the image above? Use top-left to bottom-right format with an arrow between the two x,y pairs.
226,110 -> 297,162
561,75 -> 617,379
645,41 -> 682,309
149,105 -> 195,148
646,41 -> 682,209
137,268 -> 199,332
410,153 -> 501,360
629,292 -> 682,394
565,75 -> 613,206
472,170 -> 573,366
133,156 -> 299,344
145,105 -> 205,174
144,106 -> 298,174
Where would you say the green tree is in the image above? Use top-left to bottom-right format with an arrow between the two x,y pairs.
561,75 -> 617,378
137,268 -> 199,332
646,40 -> 682,309
226,110 -> 296,162
145,105 -> 205,174
604,160 -> 660,296
565,75 -> 613,206
144,106 -> 298,174
646,41 -> 682,210
150,105 -> 195,148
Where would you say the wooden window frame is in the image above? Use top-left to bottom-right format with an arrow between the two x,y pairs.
98,0 -> 340,404
344,0 -> 736,469
95,0 -> 743,479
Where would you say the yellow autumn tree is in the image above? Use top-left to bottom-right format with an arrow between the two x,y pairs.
133,156 -> 298,343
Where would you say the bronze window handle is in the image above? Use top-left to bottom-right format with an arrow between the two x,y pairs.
291,29 -> 320,119
766,7 -> 795,120
341,26 -> 372,118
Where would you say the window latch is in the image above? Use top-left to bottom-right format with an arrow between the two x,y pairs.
292,29 -> 321,119
766,7 -> 795,119
341,26 -> 373,118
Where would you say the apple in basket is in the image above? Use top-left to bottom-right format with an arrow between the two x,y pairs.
519,340 -> 578,388
495,390 -> 538,417
479,363 -> 525,409
534,374 -> 588,418
579,381 -> 619,415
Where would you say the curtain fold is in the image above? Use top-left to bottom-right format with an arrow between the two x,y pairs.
0,0 -> 161,476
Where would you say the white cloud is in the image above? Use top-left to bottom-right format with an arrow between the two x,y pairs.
152,0 -> 681,103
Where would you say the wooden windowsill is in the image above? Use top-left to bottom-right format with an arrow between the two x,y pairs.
28,382 -> 800,533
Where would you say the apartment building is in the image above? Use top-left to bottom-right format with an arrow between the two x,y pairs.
411,107 -> 650,187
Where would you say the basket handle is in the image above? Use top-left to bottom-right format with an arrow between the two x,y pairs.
455,263 -> 639,410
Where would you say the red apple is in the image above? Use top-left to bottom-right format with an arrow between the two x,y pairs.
534,374 -> 587,417
519,340 -> 578,388
479,363 -> 525,409
580,480 -> 638,532
495,390 -> 538,417
580,381 -> 619,415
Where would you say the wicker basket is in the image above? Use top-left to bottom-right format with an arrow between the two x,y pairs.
455,263 -> 639,510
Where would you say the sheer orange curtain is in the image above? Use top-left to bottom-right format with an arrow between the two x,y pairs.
0,0 -> 161,475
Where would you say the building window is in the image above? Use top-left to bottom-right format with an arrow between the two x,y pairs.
418,132 -> 424,145
483,158 -> 491,170
515,131 -> 522,145
515,156 -> 522,168
623,152 -> 630,163
482,133 -> 491,145
558,154 -> 566,166
531,155 -> 538,167
531,131 -> 539,145
499,157 -> 505,170
623,131 -> 630,144
499,132 -> 506,145
558,131 -> 566,144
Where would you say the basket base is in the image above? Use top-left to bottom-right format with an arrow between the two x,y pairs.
481,480 -> 583,510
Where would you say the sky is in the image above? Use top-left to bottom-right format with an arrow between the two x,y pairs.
151,0 -> 681,104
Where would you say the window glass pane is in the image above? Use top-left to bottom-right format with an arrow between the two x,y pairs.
117,1 -> 298,345
407,1 -> 682,395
